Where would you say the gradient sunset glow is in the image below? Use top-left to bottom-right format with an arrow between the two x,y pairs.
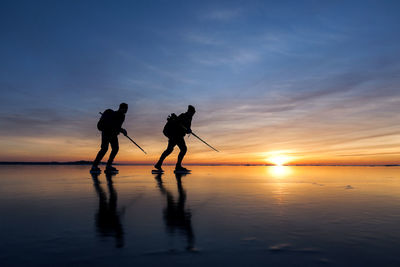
1,1 -> 400,165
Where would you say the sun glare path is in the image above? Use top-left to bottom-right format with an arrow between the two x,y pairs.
268,166 -> 292,178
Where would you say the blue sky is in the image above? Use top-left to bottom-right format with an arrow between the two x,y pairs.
1,0 -> 400,164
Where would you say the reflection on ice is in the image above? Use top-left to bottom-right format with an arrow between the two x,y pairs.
1,165 -> 400,266
154,172 -> 195,251
92,173 -> 124,248
268,165 -> 292,178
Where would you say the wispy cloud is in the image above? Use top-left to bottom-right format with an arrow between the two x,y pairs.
200,8 -> 242,21
190,49 -> 261,66
185,33 -> 223,46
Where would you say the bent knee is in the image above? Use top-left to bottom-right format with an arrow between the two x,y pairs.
165,147 -> 174,154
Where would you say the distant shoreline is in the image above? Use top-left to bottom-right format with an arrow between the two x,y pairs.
0,161 -> 399,167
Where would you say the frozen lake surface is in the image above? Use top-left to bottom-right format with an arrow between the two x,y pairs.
1,165 -> 400,266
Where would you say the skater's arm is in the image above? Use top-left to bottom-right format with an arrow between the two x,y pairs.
185,115 -> 192,134
177,113 -> 193,134
120,128 -> 127,136
116,113 -> 126,135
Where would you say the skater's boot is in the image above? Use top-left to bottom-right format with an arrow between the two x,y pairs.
175,164 -> 190,172
105,165 -> 118,172
154,163 -> 163,171
90,165 -> 101,173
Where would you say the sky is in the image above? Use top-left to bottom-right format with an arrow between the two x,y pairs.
1,0 -> 400,165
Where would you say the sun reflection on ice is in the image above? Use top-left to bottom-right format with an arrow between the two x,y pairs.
266,166 -> 292,207
268,165 -> 292,178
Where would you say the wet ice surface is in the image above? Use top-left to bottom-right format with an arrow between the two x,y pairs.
1,165 -> 400,266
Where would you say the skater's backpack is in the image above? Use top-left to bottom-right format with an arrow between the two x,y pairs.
163,113 -> 179,138
97,109 -> 114,131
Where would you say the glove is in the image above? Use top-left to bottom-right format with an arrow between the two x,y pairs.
121,128 -> 127,136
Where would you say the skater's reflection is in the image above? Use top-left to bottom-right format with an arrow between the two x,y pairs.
154,173 -> 195,251
91,173 -> 124,248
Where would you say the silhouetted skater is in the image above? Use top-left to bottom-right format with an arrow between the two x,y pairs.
91,103 -> 128,173
154,105 -> 195,172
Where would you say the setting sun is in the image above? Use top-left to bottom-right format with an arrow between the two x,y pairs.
267,155 -> 293,166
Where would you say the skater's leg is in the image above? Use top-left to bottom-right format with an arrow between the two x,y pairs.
155,139 -> 176,167
176,138 -> 187,168
93,133 -> 110,167
107,135 -> 119,166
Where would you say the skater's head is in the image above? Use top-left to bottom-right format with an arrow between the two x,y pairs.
119,103 -> 128,114
187,105 -> 195,115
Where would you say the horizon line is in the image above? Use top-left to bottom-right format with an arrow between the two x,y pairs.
0,161 -> 399,167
